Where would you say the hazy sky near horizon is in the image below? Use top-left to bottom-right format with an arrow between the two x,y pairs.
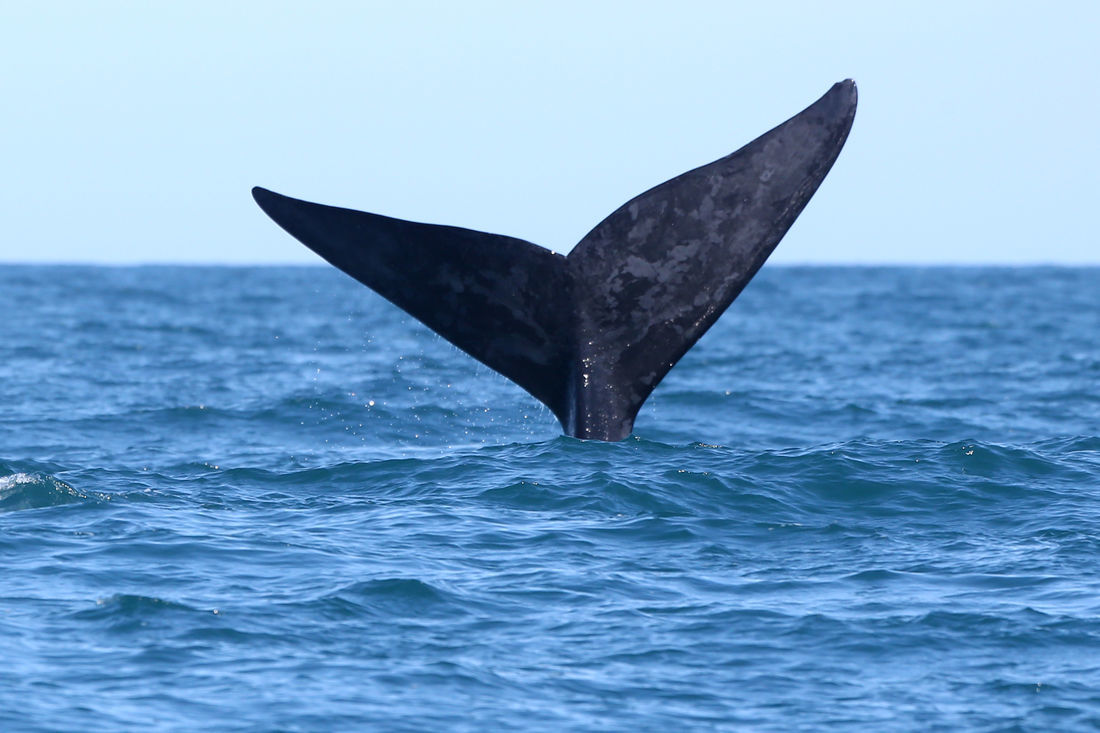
2,2 -> 1097,264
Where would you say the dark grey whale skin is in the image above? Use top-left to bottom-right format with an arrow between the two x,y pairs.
253,80 -> 857,441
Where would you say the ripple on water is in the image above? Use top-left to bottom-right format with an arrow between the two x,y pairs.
4,267 -> 1100,731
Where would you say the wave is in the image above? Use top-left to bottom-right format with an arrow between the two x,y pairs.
73,593 -> 200,618
0,471 -> 90,513
122,435 -> 1100,533
296,578 -> 472,620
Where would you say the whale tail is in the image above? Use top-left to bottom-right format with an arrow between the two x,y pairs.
253,80 -> 857,440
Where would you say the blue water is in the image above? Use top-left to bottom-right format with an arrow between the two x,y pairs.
2,265 -> 1099,731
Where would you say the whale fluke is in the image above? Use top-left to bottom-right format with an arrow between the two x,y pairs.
254,80 -> 857,440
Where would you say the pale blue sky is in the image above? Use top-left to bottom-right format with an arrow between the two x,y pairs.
2,2 -> 1097,264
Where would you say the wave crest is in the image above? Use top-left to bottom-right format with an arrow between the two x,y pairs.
0,472 -> 89,513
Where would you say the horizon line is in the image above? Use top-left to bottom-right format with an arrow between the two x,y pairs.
2,260 -> 1099,268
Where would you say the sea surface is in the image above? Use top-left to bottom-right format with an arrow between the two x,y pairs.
2,265 -> 1099,731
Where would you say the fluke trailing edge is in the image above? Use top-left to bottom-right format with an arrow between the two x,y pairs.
253,80 -> 857,441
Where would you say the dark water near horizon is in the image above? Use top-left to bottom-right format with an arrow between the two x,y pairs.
2,265 -> 1099,731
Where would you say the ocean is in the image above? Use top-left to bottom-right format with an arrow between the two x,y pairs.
2,265 -> 1098,731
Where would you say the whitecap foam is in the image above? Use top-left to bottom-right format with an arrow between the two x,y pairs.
0,472 -> 87,511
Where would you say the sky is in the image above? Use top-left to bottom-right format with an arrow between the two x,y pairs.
1,2 -> 1097,264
